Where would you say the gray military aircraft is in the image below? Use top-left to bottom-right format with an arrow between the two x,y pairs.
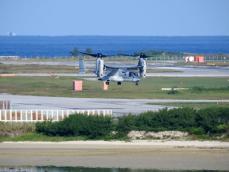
79,52 -> 148,86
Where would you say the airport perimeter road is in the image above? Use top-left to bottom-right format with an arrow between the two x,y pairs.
1,94 -> 229,115
0,141 -> 229,170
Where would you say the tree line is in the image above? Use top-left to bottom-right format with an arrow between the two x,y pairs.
36,107 -> 229,139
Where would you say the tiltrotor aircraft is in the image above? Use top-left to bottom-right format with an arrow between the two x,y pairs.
79,52 -> 148,86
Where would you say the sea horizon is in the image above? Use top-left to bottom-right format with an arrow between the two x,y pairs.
1,34 -> 229,36
0,35 -> 229,57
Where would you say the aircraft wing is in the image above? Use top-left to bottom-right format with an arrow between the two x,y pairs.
99,68 -> 119,81
104,65 -> 140,70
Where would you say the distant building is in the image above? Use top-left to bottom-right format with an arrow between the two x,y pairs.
194,56 -> 205,63
185,56 -> 195,63
185,55 -> 205,63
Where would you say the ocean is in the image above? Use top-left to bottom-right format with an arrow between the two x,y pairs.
0,36 -> 229,57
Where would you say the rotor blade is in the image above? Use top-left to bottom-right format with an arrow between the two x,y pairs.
79,52 -> 100,57
118,53 -> 149,58
138,53 -> 151,58
80,51 -> 148,58
139,54 -> 148,59
79,51 -> 108,58
117,53 -> 139,57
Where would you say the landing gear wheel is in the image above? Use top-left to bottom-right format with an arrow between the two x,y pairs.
117,82 -> 122,85
135,81 -> 139,86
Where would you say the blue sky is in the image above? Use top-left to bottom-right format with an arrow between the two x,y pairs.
0,0 -> 229,36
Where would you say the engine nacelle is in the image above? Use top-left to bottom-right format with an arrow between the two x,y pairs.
138,58 -> 146,78
95,58 -> 104,77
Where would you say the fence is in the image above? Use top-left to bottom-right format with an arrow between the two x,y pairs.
0,109 -> 112,122
148,55 -> 229,63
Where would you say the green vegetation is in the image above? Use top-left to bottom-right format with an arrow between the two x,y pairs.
1,55 -> 229,66
70,48 -> 79,56
148,102 -> 229,110
145,68 -> 182,73
167,88 -> 179,95
0,133 -> 87,142
34,107 -> 229,140
116,107 -> 229,137
0,76 -> 228,99
36,114 -> 113,139
70,47 -> 93,56
1,107 -> 229,141
0,64 -> 79,74
0,122 -> 35,136
85,48 -> 93,54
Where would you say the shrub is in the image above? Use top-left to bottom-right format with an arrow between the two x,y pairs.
36,121 -> 58,136
195,107 -> 229,134
116,114 -> 136,133
189,127 -> 205,135
167,88 -> 178,95
36,114 -> 113,138
117,107 -> 229,136
116,108 -> 197,132
191,86 -> 204,92
36,107 -> 229,139
0,122 -> 35,136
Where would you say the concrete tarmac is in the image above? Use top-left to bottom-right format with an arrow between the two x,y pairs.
1,94 -> 229,115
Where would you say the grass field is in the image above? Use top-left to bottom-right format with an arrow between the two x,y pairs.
0,131 -> 226,142
0,133 -> 88,142
147,102 -> 229,109
0,76 -> 228,99
0,64 -> 79,73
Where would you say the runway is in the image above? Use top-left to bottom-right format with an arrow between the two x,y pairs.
1,94 -> 229,116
